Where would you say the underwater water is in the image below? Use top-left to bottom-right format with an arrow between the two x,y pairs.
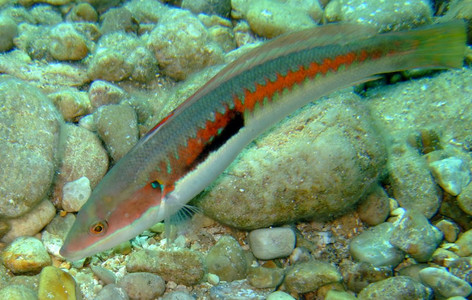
0,0 -> 471,299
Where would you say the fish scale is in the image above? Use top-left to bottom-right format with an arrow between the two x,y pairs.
60,21 -> 466,261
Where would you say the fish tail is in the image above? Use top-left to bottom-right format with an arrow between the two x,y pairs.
405,20 -> 466,69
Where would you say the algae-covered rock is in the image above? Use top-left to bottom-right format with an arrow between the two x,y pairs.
205,235 -> 247,282
0,285 -> 37,300
118,272 -> 165,300
196,92 -> 387,230
358,276 -> 432,300
0,76 -> 62,218
147,8 -> 224,80
389,209 -> 443,262
95,104 -> 139,162
419,267 -> 472,298
247,266 -> 284,289
349,222 -> 404,268
325,0 -> 433,32
2,237 -> 51,274
127,249 -> 205,285
52,123 -> 109,206
0,15 -> 17,52
283,260 -> 342,294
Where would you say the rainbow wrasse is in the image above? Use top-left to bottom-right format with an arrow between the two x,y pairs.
60,21 -> 466,261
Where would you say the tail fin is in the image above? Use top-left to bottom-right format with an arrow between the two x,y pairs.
406,20 -> 466,69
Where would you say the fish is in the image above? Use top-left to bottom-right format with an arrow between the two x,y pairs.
60,21 -> 466,261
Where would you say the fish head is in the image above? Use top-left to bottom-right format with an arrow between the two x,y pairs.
60,177 -> 165,261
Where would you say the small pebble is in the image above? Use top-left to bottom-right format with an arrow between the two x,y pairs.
38,266 -> 77,299
389,209 -> 443,262
2,236 -> 51,274
266,291 -> 296,300
349,222 -> 404,267
431,248 -> 460,266
207,273 -> 219,285
67,2 -> 98,22
429,157 -> 471,196
49,23 -> 88,61
284,260 -> 342,294
342,261 -> 392,293
357,185 -> 390,226
247,266 -> 284,288
118,272 -> 165,300
49,89 -> 91,122
95,284 -> 129,300
453,228 -> 472,257
325,290 -> 357,300
88,80 -> 127,109
248,227 -> 296,260
91,265 -> 117,285
419,267 -> 472,298
205,235 -> 247,281
62,176 -> 91,212
434,219 -> 460,242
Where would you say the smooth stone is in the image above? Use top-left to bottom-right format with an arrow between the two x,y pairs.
0,285 -> 37,300
429,157 -> 471,196
349,222 -> 404,267
454,228 -> 472,257
126,249 -> 205,285
248,227 -> 296,260
147,8 -> 223,80
62,176 -> 91,212
91,265 -> 117,285
38,266 -> 77,300
67,3 -> 98,22
434,219 -> 460,242
266,291 -> 296,300
205,235 -> 247,281
419,267 -> 472,298
2,237 -> 51,274
95,284 -> 129,300
95,104 -> 139,162
0,76 -> 62,218
389,209 -> 443,262
1,199 -> 55,243
284,260 -> 342,294
182,0 -> 232,17
207,273 -> 219,285
247,266 -> 284,288
118,272 -> 165,300
357,185 -> 390,226
100,7 -> 138,34
431,248 -> 460,266
358,276 -> 432,300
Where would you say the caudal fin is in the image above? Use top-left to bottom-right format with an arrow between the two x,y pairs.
407,20 -> 466,69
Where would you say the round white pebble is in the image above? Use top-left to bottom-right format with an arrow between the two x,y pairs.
62,176 -> 91,212
248,227 -> 296,260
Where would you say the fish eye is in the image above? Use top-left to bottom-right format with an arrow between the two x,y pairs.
150,180 -> 163,191
89,220 -> 108,236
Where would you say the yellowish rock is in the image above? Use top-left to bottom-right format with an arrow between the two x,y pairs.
38,266 -> 77,300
